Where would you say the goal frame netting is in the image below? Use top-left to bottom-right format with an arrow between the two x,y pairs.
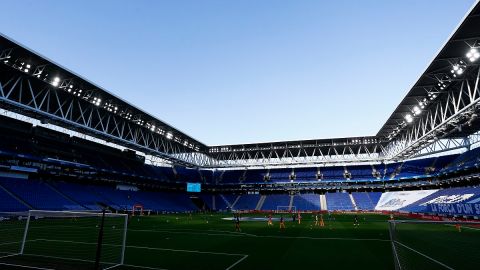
388,219 -> 480,270
276,206 -> 296,213
17,210 -> 128,267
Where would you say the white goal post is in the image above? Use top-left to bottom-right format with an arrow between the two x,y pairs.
276,206 -> 296,213
16,210 -> 128,268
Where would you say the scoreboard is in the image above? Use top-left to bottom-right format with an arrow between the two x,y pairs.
186,182 -> 201,192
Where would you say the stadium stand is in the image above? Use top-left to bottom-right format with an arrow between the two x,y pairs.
325,192 -> 354,210
261,194 -> 291,210
292,194 -> 321,211
351,192 -> 378,210
232,194 -> 260,210
2,107 -> 480,215
0,177 -> 84,211
0,183 -> 30,212
399,186 -> 480,213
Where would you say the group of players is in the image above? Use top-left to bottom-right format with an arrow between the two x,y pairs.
233,212 -> 362,232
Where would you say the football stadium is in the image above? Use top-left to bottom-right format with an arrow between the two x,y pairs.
1,1 -> 480,270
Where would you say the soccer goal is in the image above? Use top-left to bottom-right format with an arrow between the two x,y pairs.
0,212 -> 28,258
9,210 -> 128,269
388,220 -> 480,270
276,206 -> 296,213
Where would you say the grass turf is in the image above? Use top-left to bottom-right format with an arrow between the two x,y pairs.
0,212 -> 477,269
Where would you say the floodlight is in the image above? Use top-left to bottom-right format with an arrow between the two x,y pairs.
405,114 -> 413,123
413,106 -> 421,115
466,48 -> 480,62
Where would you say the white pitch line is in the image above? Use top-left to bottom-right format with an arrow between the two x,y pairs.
21,253 -> 104,265
28,239 -> 245,260
20,250 -> 169,270
0,227 -> 25,233
394,241 -> 455,270
104,264 -> 168,270
445,224 -> 480,231
129,228 -> 387,241
0,253 -> 20,259
121,264 -> 168,270
129,228 -> 255,238
225,255 -> 248,270
32,238 -> 247,257
0,241 -> 23,246
0,262 -> 55,270
30,239 -> 244,270
125,245 -> 247,257
256,235 -> 389,242
103,264 -> 122,270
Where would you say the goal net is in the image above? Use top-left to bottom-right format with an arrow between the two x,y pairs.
388,220 -> 480,270
16,210 -> 128,268
276,206 -> 296,213
0,212 -> 28,258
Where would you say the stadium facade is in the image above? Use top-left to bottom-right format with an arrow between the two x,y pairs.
1,1 -> 480,219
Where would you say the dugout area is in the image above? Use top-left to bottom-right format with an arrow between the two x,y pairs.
0,212 -> 477,270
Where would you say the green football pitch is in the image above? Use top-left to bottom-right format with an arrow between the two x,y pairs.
0,212 -> 478,270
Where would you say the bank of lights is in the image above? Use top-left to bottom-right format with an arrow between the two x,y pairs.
450,62 -> 466,77
412,106 -> 421,116
437,81 -> 447,90
419,101 -> 426,109
52,77 -> 60,87
405,114 -> 413,123
93,97 -> 101,106
466,48 -> 480,62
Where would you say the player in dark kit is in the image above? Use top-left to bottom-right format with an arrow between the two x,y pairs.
353,215 -> 360,227
279,215 -> 286,230
234,213 -> 241,232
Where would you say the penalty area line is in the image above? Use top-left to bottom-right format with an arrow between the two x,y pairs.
104,264 -> 168,270
0,253 -> 20,259
32,238 -> 248,257
0,262 -> 55,270
394,241 -> 454,270
129,228 -> 257,237
225,255 -> 248,270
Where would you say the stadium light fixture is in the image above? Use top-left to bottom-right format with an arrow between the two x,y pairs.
466,47 -> 480,62
437,81 -> 447,90
450,62 -> 466,77
405,114 -> 413,123
166,132 -> 173,140
412,106 -> 421,115
52,77 -> 61,87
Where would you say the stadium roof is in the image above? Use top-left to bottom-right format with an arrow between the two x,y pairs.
0,32 -> 208,153
1,1 -> 480,167
377,0 -> 480,139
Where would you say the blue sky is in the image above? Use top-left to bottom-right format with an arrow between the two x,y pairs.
0,0 -> 476,145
